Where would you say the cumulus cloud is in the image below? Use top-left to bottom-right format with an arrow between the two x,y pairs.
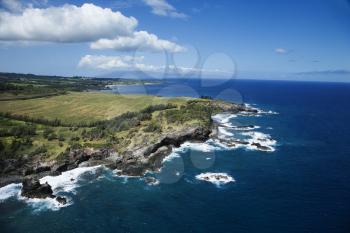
274,48 -> 288,54
0,3 -> 185,52
0,3 -> 138,42
91,30 -> 186,53
78,55 -> 146,70
78,55 -> 231,75
143,0 -> 187,18
0,0 -> 23,12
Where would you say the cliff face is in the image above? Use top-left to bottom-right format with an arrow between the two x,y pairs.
115,126 -> 211,176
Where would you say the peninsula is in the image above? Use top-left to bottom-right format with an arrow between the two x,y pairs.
0,73 -> 255,199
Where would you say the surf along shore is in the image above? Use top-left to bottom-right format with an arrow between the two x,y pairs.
0,82 -> 259,202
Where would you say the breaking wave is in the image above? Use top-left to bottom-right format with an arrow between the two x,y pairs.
243,103 -> 279,116
0,166 -> 104,212
195,172 -> 235,186
0,183 -> 22,202
40,165 -> 103,194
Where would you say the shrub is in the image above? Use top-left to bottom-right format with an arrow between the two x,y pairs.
58,134 -> 65,141
47,133 -> 58,141
9,124 -> 36,137
31,145 -> 47,155
144,121 -> 161,133
10,139 -> 21,152
43,127 -> 54,138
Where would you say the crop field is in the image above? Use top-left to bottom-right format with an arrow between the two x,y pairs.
0,92 -> 188,124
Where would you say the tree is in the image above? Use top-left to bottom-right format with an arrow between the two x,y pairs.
0,140 -> 4,151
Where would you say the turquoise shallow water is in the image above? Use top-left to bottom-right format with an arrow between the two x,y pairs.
1,79 -> 350,233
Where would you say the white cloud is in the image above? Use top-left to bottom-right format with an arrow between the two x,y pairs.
274,48 -> 288,54
90,30 -> 186,53
78,55 -> 232,75
143,0 -> 187,18
1,0 -> 23,12
0,3 -> 185,52
0,3 -> 137,42
78,55 -> 146,70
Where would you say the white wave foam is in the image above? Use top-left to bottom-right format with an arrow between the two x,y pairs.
0,183 -> 22,202
210,130 -> 277,152
218,126 -> 234,136
196,172 -> 235,186
231,125 -> 261,131
0,182 -> 71,212
244,103 -> 279,116
212,113 -> 237,127
162,151 -> 181,163
22,196 -> 72,212
162,140 -> 226,164
40,165 -> 103,194
241,131 -> 277,152
0,166 -> 114,212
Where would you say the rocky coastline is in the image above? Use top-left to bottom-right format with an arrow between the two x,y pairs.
0,103 -> 257,200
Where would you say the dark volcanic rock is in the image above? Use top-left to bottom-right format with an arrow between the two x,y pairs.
52,162 -> 68,173
116,126 -> 211,176
21,177 -> 54,199
0,158 -> 28,175
33,165 -> 51,173
56,196 -> 67,205
21,177 -> 68,203
146,126 -> 211,156
144,177 -> 159,185
251,142 -> 271,151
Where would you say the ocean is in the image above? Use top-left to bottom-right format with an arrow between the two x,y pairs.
1,79 -> 350,233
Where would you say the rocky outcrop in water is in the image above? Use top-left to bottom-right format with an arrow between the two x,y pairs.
21,177 -> 54,199
21,177 -> 67,204
0,148 -> 117,187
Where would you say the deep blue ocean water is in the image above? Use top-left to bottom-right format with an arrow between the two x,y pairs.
1,79 -> 350,233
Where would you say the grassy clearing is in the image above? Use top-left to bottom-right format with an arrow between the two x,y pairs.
0,91 -> 228,161
0,92 -> 188,124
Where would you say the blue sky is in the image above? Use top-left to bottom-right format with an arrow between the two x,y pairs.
0,0 -> 349,82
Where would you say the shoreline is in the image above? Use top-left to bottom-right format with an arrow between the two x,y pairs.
0,101 -> 282,210
0,102 -> 277,189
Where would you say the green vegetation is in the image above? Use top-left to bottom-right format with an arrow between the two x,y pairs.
0,72 -> 159,101
0,72 -> 232,162
0,92 -> 186,125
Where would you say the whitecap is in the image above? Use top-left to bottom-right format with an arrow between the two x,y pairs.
22,196 -> 72,212
243,103 -> 279,116
212,113 -> 237,127
0,183 -> 22,202
218,126 -> 234,137
231,125 -> 261,131
40,165 -> 103,194
241,131 -> 277,152
161,141 -> 225,164
0,182 -> 71,212
162,151 -> 181,163
195,172 -> 235,186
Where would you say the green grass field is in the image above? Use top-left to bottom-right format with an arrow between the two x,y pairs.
0,91 -> 218,160
0,92 -> 188,124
